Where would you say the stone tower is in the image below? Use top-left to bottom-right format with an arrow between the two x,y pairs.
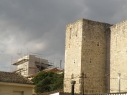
64,19 -> 111,94
110,20 -> 127,93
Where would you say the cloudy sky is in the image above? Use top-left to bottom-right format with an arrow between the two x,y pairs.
0,0 -> 127,71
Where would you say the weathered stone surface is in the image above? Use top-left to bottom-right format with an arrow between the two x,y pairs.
64,19 -> 111,94
110,20 -> 127,93
64,18 -> 127,94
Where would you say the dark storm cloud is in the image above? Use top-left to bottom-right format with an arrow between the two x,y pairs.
0,0 -> 86,70
0,0 -> 127,71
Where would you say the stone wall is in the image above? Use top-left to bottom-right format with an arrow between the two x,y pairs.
81,19 -> 111,94
64,19 -> 111,94
110,20 -> 127,93
0,83 -> 33,95
64,20 -> 83,93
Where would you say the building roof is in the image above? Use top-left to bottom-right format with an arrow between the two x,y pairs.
43,67 -> 61,72
0,71 -> 33,84
26,67 -> 64,78
13,58 -> 28,65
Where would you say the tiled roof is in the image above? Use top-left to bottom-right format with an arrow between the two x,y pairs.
26,72 -> 39,78
0,71 -> 33,84
43,67 -> 60,72
26,68 -> 64,78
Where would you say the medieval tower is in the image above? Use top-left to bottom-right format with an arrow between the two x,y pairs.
110,21 -> 127,93
64,19 -> 127,94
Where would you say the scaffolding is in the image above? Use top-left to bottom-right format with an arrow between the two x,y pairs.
12,55 -> 52,77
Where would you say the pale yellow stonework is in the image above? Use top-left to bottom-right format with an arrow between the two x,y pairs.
64,19 -> 127,94
110,20 -> 127,93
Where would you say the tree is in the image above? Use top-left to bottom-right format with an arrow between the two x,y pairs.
32,71 -> 64,93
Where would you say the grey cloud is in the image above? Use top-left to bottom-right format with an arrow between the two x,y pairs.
0,0 -> 127,71
83,0 -> 127,24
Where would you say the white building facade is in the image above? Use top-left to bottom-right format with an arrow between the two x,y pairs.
13,55 -> 51,77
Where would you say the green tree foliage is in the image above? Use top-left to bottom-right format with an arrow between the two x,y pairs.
32,71 -> 64,93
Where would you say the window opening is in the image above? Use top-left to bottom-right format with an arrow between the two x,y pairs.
90,58 -> 91,63
97,42 -> 99,46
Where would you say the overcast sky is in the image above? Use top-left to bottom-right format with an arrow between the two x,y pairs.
0,0 -> 127,71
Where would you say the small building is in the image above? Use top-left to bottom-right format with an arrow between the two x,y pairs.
12,55 -> 52,77
0,71 -> 34,95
